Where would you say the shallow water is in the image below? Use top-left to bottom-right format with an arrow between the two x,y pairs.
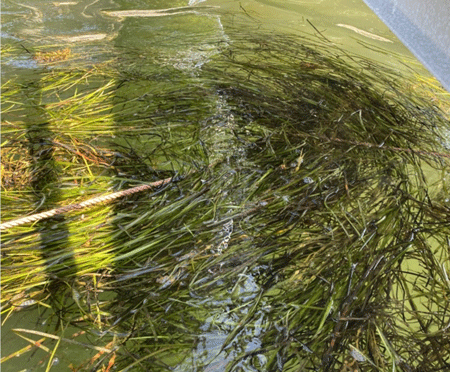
0,0 -> 431,73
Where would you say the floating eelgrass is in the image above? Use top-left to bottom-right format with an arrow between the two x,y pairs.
1,29 -> 450,372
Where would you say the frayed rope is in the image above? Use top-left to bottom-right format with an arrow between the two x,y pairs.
0,177 -> 173,230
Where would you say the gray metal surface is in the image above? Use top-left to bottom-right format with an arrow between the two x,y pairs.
362,0 -> 450,92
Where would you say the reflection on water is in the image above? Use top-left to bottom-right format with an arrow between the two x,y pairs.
1,1 -> 449,372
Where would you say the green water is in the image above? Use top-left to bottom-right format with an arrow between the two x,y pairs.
2,1 -> 449,371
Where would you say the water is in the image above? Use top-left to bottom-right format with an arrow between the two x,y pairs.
0,0 -> 430,72
2,1 -> 449,371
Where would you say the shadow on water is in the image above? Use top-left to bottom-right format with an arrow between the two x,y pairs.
1,4 -> 450,372
1,64 -> 76,282
26,80 -> 76,277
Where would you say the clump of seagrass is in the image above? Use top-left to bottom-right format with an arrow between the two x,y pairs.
1,30 -> 449,372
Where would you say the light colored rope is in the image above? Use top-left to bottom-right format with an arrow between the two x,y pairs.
0,177 -> 172,231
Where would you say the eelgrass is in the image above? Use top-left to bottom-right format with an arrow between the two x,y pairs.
1,30 -> 450,372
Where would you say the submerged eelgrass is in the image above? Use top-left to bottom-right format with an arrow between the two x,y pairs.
1,31 -> 450,371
